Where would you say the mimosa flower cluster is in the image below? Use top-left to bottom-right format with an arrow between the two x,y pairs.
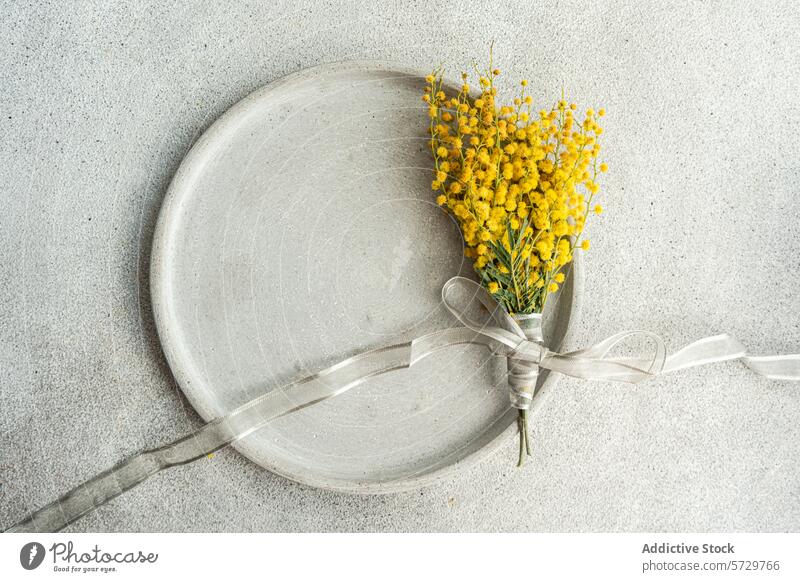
423,65 -> 606,314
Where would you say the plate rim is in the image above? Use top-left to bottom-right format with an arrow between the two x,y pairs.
150,59 -> 585,494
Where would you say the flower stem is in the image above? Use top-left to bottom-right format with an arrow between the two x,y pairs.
517,409 -> 531,467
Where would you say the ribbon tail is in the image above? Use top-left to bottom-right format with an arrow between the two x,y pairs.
5,326 -> 493,534
743,354 -> 800,380
660,333 -> 800,380
545,333 -> 800,383
662,334 -> 746,373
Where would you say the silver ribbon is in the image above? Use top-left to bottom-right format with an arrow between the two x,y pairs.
6,276 -> 800,533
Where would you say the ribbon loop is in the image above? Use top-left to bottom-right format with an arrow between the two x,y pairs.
441,276 -> 526,349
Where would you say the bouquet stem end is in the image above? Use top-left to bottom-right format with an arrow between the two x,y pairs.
517,409 -> 531,467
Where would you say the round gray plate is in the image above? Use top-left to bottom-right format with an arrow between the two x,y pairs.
150,61 -> 583,493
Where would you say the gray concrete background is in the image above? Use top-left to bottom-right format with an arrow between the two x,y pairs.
1,0 -> 799,532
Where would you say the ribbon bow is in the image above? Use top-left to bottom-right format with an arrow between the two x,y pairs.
442,276 -> 800,386
441,275 -> 800,465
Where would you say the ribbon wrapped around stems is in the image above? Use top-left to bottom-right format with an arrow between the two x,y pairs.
6,277 -> 800,533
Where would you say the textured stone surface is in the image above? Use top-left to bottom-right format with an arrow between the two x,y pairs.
1,0 -> 799,532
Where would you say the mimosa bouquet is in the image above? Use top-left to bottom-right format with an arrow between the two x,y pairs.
423,59 -> 607,464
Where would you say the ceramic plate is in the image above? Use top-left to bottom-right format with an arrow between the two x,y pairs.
150,61 -> 583,493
